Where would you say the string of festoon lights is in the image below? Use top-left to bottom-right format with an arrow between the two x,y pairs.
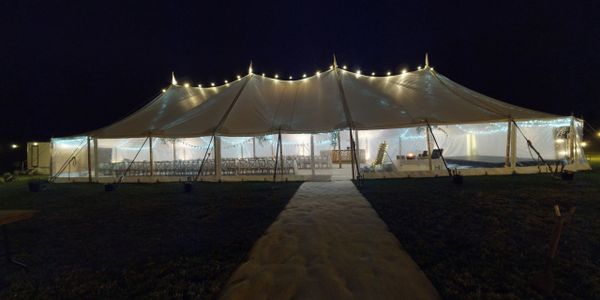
161,55 -> 433,93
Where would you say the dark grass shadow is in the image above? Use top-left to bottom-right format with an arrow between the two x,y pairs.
356,162 -> 600,299
0,180 -> 301,299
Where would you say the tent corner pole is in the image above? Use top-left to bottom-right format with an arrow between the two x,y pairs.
310,134 -> 315,176
93,137 -> 99,182
215,136 -> 222,181
149,136 -> 154,177
426,124 -> 432,172
569,116 -> 576,163
87,137 -> 92,183
510,121 -> 517,170
504,118 -> 512,167
337,131 -> 342,169
349,129 -> 355,180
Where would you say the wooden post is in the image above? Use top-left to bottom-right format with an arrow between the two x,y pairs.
149,136 -> 154,176
510,122 -> 517,170
310,134 -> 315,176
93,138 -> 99,181
505,119 -> 512,167
215,136 -> 222,181
87,137 -> 92,183
426,126 -> 432,172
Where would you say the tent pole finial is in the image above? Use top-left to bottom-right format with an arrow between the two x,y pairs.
248,60 -> 253,75
332,54 -> 338,69
171,72 -> 178,85
425,53 -> 429,68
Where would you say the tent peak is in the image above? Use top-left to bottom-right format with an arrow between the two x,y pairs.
171,72 -> 178,85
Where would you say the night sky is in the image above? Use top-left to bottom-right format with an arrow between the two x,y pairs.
2,0 -> 599,143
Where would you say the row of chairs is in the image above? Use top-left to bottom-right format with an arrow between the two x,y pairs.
289,155 -> 332,169
98,156 -> 304,177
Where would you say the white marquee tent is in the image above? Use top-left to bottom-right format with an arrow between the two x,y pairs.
51,58 -> 590,182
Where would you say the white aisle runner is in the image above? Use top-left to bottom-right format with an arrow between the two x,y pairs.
219,181 -> 439,300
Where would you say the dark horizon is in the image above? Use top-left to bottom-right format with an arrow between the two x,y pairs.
2,0 -> 599,143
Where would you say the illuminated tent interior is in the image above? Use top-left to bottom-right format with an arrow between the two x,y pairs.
51,58 -> 591,182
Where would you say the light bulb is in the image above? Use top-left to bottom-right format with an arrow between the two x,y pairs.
198,84 -> 202,88
262,73 -> 266,76
356,70 -> 361,75
402,69 -> 407,74
236,75 -> 241,79
342,65 -> 347,69
386,71 -> 391,76
162,89 -> 166,93
211,82 -> 215,86
224,80 -> 228,83
289,76 -> 293,79
316,71 -> 321,75
371,72 -> 375,76
302,74 -> 307,78
183,83 -> 190,87
275,74 -> 279,78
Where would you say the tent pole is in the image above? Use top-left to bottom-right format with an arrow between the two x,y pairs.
273,131 -> 280,181
349,130 -> 355,180
93,138 -> 99,182
149,136 -> 154,177
87,137 -> 92,183
355,130 -> 360,163
253,137 -> 256,158
505,119 -> 512,167
215,136 -> 222,181
173,139 -> 177,162
49,141 -> 53,180
426,125 -> 432,172
310,134 -> 315,176
279,131 -> 284,176
337,131 -> 342,169
510,121 -> 517,170
426,122 -> 452,176
569,116 -> 576,163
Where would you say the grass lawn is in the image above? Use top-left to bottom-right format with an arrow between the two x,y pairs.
357,157 -> 600,299
0,179 -> 301,299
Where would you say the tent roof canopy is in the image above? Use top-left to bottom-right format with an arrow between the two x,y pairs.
88,65 -> 557,138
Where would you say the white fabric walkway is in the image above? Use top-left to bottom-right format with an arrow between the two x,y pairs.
220,181 -> 439,300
